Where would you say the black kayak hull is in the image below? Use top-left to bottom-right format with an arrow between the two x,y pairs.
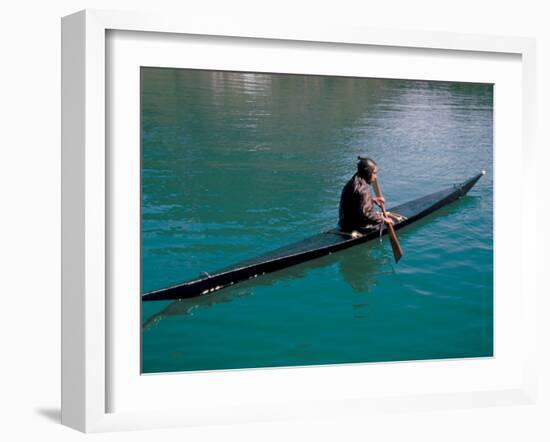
142,172 -> 484,301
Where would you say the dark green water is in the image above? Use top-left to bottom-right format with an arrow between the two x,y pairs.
141,68 -> 493,373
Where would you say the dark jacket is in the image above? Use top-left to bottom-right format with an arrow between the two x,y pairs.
338,174 -> 383,231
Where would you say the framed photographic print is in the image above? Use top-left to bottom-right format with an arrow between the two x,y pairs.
139,67 -> 492,373
61,9 -> 537,432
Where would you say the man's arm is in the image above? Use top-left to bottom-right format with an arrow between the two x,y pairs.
356,190 -> 384,225
359,191 -> 395,226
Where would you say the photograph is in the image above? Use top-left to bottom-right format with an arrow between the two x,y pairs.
140,67 -> 493,374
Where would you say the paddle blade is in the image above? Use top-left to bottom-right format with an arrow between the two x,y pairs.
387,223 -> 404,262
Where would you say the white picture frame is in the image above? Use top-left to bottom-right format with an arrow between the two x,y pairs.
61,9 -> 537,433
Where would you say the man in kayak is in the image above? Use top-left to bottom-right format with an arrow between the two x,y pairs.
338,156 -> 397,233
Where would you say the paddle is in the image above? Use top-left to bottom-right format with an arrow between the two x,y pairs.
372,178 -> 404,263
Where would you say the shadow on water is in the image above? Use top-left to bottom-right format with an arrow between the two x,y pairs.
142,194 -> 481,331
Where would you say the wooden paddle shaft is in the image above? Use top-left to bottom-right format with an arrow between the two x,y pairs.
372,179 -> 387,215
372,179 -> 404,262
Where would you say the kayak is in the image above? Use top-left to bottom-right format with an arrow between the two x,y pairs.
142,171 -> 485,302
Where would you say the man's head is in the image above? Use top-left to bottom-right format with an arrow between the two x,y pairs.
357,156 -> 377,184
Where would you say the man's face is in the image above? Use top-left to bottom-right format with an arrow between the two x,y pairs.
371,167 -> 378,182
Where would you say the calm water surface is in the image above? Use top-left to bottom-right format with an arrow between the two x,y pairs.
141,68 -> 493,373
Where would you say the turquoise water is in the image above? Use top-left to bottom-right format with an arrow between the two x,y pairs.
141,68 -> 493,373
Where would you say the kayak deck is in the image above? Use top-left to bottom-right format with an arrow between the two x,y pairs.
142,172 -> 484,301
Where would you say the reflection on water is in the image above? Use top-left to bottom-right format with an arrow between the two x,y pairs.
338,245 -> 394,293
143,241 -> 395,330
